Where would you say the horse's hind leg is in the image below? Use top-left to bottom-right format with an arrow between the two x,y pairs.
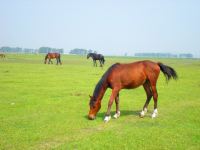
140,80 -> 152,117
151,85 -> 158,118
149,79 -> 158,118
113,93 -> 120,119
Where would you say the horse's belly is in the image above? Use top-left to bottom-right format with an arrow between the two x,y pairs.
123,80 -> 145,89
121,74 -> 146,89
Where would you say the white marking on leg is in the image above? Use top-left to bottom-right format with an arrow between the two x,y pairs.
140,107 -> 147,117
113,111 -> 120,119
151,109 -> 158,118
104,115 -> 111,122
144,107 -> 147,113
140,110 -> 145,117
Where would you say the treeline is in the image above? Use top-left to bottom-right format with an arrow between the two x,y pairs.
0,46 -> 64,54
69,48 -> 97,55
0,47 -> 95,55
134,53 -> 193,58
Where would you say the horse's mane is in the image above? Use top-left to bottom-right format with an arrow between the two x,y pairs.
90,63 -> 120,106
88,53 -> 95,56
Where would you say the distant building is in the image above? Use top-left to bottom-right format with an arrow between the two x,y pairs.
134,53 -> 178,58
179,53 -> 193,58
134,52 -> 193,58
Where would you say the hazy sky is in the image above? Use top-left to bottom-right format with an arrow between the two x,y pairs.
0,0 -> 200,56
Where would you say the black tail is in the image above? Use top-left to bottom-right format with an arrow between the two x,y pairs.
158,63 -> 178,81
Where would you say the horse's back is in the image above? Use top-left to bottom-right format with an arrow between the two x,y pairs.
107,61 -> 160,89
142,60 -> 160,80
47,52 -> 60,58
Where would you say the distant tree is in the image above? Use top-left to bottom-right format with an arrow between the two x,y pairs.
0,47 -> 23,53
24,48 -> 36,53
38,47 -> 51,53
134,53 -> 178,58
88,49 -> 93,53
38,47 -> 64,54
0,46 -> 11,52
0,46 -> 62,54
179,53 -> 193,58
56,49 -> 64,54
69,48 -> 88,55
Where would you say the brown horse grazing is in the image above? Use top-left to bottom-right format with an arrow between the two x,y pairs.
44,53 -> 62,65
88,60 -> 178,122
0,54 -> 5,58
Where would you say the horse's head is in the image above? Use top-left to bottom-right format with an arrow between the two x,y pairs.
87,53 -> 91,59
88,95 -> 101,120
44,54 -> 48,64
44,58 -> 47,64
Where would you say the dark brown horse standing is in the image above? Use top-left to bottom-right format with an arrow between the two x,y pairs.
88,60 -> 177,122
44,53 -> 62,65
87,53 -> 105,67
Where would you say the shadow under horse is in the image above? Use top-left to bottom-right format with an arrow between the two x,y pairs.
87,53 -> 105,67
44,52 -> 62,65
88,60 -> 178,122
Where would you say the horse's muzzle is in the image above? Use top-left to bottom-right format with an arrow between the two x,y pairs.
88,114 -> 96,120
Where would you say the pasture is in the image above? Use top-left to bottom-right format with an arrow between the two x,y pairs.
0,54 -> 199,150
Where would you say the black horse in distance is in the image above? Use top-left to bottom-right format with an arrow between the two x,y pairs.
87,53 -> 105,67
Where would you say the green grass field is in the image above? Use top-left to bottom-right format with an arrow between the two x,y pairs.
0,54 -> 199,150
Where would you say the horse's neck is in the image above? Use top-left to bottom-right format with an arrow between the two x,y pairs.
91,54 -> 95,59
94,83 -> 108,103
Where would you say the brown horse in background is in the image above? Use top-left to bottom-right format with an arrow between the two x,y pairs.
0,54 -> 5,58
88,60 -> 178,122
44,53 -> 62,65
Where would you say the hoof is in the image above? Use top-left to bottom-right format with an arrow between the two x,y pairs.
113,111 -> 120,119
151,113 -> 157,118
151,109 -> 158,118
139,111 -> 145,118
139,108 -> 147,118
104,116 -> 111,122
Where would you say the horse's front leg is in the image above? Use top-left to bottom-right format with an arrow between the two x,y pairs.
99,60 -> 102,67
93,60 -> 95,66
95,60 -> 97,67
113,93 -> 120,119
56,58 -> 58,65
104,89 -> 119,122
